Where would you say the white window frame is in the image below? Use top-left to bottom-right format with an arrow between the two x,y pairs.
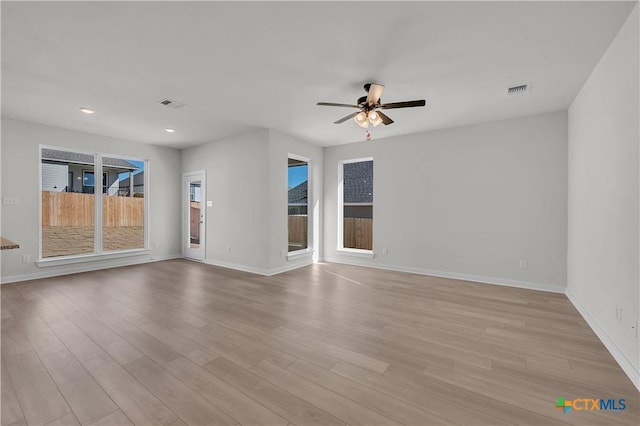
38,145 -> 149,266
287,153 -> 313,260
338,157 -> 374,258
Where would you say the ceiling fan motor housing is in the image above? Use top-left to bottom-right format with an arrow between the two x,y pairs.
357,96 -> 380,109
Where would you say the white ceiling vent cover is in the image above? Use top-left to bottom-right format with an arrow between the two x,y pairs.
159,98 -> 186,109
505,83 -> 531,96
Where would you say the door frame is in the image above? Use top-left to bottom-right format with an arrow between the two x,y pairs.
183,170 -> 206,261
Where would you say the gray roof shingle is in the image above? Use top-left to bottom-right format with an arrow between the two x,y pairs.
287,161 -> 373,204
288,181 -> 307,204
344,160 -> 373,203
42,149 -> 139,170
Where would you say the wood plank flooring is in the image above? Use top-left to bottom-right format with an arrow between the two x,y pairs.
1,260 -> 638,426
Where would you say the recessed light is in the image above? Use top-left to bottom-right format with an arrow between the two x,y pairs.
79,107 -> 95,114
164,128 -> 176,133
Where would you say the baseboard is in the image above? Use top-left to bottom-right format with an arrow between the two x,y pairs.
323,256 -> 565,294
202,257 -> 313,277
268,258 -> 314,275
565,288 -> 640,392
3,253 -> 314,284
202,258 -> 270,275
0,253 -> 182,284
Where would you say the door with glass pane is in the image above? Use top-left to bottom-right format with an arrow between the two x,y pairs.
184,171 -> 205,260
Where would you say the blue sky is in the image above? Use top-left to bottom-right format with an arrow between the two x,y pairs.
129,160 -> 145,171
118,160 -> 145,181
288,164 -> 308,189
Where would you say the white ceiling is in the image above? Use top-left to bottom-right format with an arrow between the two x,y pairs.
1,1 -> 636,148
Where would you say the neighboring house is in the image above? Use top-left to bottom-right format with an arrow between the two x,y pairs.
288,181 -> 307,215
118,171 -> 145,196
343,160 -> 373,219
286,161 -> 373,218
41,149 -> 140,195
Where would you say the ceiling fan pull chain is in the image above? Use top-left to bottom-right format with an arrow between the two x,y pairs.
365,129 -> 372,141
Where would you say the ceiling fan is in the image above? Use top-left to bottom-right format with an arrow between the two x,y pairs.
317,83 -> 426,128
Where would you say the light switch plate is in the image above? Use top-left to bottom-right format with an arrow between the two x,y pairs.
3,197 -> 19,205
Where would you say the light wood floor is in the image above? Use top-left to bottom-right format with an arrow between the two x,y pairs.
1,260 -> 638,426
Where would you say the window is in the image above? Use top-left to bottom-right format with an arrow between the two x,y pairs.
340,158 -> 373,251
41,149 -> 95,257
82,171 -> 108,193
189,181 -> 202,248
288,156 -> 309,253
102,156 -> 145,252
40,147 -> 147,259
190,182 -> 201,202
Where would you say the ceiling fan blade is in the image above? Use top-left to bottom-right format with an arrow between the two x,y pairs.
334,111 -> 361,124
317,102 -> 359,108
366,83 -> 385,105
377,111 -> 394,125
380,100 -> 426,109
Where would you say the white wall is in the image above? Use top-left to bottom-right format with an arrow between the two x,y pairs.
1,118 -> 183,282
324,111 -> 568,292
181,129 -> 323,275
181,129 -> 271,272
567,5 -> 639,386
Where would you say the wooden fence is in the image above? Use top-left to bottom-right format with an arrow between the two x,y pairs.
287,215 -> 372,251
42,191 -> 144,227
343,217 -> 373,250
288,215 -> 308,250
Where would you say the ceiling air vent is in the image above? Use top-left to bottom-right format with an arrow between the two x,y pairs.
505,83 -> 531,96
158,98 -> 186,109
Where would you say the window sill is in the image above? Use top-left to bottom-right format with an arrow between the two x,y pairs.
287,248 -> 313,261
337,248 -> 375,259
37,249 -> 150,268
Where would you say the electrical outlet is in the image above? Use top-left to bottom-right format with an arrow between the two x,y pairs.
22,255 -> 30,263
632,321 -> 638,338
227,246 -> 231,255
382,248 -> 389,255
519,259 -> 528,269
280,249 -> 286,257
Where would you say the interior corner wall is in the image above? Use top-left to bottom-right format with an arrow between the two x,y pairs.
267,129 -> 323,272
181,129 -> 271,273
323,111 -> 568,292
180,128 -> 323,275
567,4 -> 639,385
0,118 -> 183,282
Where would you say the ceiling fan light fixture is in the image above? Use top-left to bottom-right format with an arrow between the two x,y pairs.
354,111 -> 369,128
368,111 -> 383,127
